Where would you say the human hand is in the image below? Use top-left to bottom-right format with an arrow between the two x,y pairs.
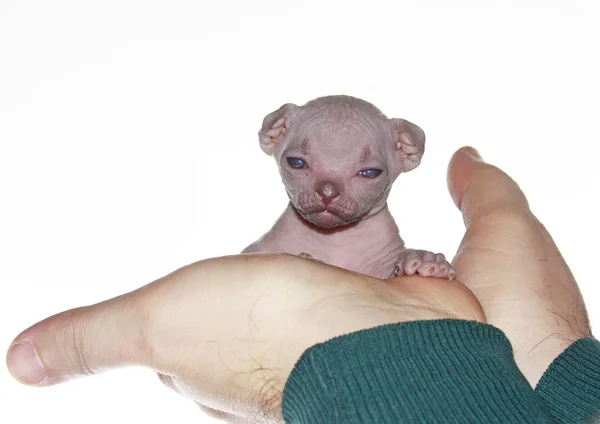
6,254 -> 484,423
447,147 -> 592,387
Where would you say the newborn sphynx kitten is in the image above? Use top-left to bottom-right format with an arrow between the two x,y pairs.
243,95 -> 455,280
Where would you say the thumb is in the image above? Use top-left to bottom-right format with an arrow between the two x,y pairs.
447,146 -> 531,225
6,293 -> 149,386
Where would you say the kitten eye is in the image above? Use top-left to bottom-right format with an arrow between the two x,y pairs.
287,157 -> 307,169
359,169 -> 382,178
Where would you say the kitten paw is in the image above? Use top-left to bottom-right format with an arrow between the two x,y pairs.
394,249 -> 455,280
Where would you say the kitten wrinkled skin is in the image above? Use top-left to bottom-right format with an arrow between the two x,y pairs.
243,95 -> 454,280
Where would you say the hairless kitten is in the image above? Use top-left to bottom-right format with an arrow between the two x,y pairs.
243,95 -> 454,280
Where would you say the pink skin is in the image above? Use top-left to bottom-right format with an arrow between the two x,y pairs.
243,95 -> 454,280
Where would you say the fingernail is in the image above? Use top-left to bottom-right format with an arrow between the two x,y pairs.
461,146 -> 483,161
7,342 -> 47,385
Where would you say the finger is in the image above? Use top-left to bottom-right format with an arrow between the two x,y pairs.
6,292 -> 149,386
447,146 -> 531,226
446,146 -> 591,385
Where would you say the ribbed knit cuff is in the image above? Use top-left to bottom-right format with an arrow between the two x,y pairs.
282,320 -> 554,423
535,337 -> 600,423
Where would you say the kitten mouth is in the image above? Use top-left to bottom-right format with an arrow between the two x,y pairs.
302,205 -> 339,218
296,201 -> 360,227
307,211 -> 347,228
303,209 -> 359,229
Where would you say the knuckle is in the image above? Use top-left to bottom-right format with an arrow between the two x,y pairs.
126,296 -> 156,366
60,310 -> 96,376
470,208 -> 538,235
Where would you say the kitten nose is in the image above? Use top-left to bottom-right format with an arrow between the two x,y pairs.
316,181 -> 340,203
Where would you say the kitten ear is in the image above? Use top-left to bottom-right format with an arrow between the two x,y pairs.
391,118 -> 426,172
258,103 -> 297,156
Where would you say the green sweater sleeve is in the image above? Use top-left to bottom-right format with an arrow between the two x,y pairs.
535,337 -> 600,423
282,320 -> 555,423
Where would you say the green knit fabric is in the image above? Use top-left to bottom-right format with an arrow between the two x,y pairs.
535,337 -> 600,423
282,320 -> 555,423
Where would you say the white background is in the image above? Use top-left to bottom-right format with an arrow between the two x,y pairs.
1,0 -> 598,422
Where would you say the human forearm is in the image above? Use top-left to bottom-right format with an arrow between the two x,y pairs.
282,320 -> 555,423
